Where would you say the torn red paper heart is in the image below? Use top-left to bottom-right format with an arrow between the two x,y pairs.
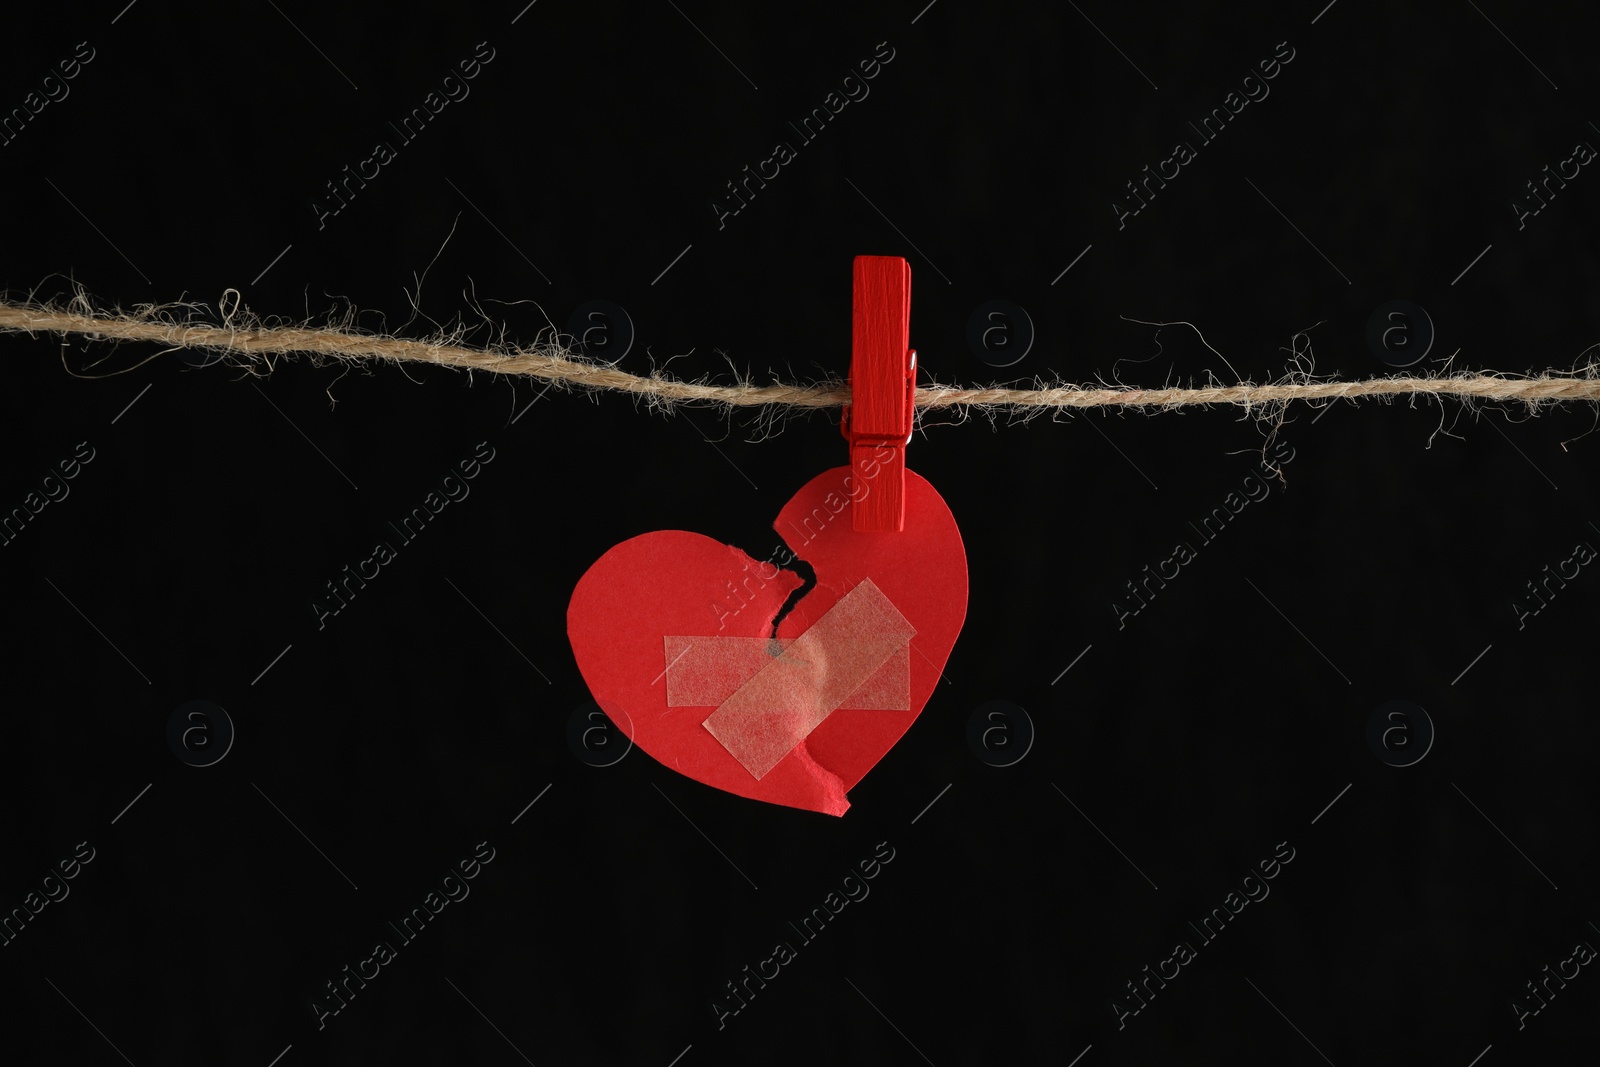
567,464 -> 967,815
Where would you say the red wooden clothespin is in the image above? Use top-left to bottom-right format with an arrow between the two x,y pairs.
842,255 -> 915,532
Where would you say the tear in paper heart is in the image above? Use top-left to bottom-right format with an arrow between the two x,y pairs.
566,465 -> 967,815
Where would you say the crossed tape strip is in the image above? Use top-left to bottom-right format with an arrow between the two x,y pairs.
664,578 -> 917,780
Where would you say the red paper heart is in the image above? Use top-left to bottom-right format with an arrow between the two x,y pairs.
567,465 -> 967,815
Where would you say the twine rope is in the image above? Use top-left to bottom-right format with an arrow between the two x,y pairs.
4,299 -> 1599,415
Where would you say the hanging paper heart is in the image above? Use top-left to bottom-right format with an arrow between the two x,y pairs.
567,462 -> 967,815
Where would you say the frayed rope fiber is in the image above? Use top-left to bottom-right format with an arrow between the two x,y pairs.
4,298 -> 1600,414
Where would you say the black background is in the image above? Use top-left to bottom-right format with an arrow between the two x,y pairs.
3,1 -> 1599,1064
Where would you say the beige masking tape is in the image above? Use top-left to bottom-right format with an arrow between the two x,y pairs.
664,637 -> 910,710
677,579 -> 916,779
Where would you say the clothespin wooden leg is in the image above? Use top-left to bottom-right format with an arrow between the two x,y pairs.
843,255 -> 914,533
